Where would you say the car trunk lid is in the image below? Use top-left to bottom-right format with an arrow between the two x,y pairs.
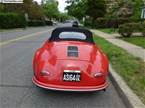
47,41 -> 99,63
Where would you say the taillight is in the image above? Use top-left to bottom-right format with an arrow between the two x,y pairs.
94,72 -> 104,77
40,70 -> 50,76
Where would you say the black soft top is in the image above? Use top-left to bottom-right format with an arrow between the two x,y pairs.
49,27 -> 94,43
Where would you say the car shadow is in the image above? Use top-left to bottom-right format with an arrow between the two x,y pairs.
36,86 -> 104,96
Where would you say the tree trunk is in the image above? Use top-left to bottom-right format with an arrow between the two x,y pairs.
91,18 -> 95,28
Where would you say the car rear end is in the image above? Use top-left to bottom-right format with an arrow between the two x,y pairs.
32,41 -> 109,91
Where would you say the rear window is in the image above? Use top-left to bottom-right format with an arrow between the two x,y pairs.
59,32 -> 86,40
50,27 -> 94,43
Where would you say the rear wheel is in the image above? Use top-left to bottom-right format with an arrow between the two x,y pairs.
103,89 -> 106,91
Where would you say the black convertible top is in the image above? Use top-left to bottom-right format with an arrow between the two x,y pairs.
49,27 -> 94,43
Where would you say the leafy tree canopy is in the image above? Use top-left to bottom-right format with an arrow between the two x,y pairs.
42,0 -> 59,19
86,0 -> 106,19
66,0 -> 106,20
66,0 -> 87,20
0,0 -> 44,20
106,0 -> 144,19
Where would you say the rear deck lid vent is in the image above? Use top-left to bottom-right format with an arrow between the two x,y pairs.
67,46 -> 78,57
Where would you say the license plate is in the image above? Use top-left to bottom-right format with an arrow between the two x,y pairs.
63,70 -> 81,82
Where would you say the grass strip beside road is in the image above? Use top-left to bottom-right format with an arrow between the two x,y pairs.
121,37 -> 145,49
93,35 -> 145,104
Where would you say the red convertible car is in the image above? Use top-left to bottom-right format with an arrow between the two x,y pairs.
32,27 -> 109,91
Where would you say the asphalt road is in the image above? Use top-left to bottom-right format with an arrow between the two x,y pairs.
0,25 -> 127,108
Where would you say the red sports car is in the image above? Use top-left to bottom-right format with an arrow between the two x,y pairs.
32,27 -> 109,91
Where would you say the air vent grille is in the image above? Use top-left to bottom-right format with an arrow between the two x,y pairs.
67,46 -> 78,57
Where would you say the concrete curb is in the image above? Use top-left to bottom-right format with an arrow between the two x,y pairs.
109,64 -> 145,108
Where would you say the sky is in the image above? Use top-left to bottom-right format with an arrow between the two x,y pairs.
34,0 -> 67,12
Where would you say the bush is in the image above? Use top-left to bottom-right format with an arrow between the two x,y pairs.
95,18 -> 133,28
118,23 -> 133,37
107,18 -> 118,28
0,13 -> 27,29
118,23 -> 143,37
84,17 -> 141,29
117,18 -> 131,25
28,20 -> 45,26
95,18 -> 107,28
142,29 -> 145,37
141,24 -> 145,37
141,22 -> 145,37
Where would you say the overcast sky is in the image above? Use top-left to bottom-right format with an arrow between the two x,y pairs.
34,0 -> 67,12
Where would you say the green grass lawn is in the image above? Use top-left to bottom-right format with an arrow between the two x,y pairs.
93,35 -> 145,104
98,28 -> 118,34
121,37 -> 145,49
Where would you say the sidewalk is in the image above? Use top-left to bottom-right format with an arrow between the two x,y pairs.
112,33 -> 142,37
92,30 -> 145,62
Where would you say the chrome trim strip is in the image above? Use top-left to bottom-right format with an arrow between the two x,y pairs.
64,70 -> 81,73
32,77 -> 108,92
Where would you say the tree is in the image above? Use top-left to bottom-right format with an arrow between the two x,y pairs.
106,0 -> 143,19
0,4 -> 4,12
58,13 -> 72,22
42,0 -> 59,20
23,0 -> 44,20
66,0 -> 87,20
1,0 -> 44,20
66,0 -> 107,27
27,1 -> 44,20
86,0 -> 106,27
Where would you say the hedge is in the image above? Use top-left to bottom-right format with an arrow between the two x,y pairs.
0,13 -> 27,29
95,18 -> 132,28
118,23 -> 145,37
141,23 -> 145,37
118,23 -> 135,37
28,20 -> 45,26
28,20 -> 54,26
84,17 -> 141,29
